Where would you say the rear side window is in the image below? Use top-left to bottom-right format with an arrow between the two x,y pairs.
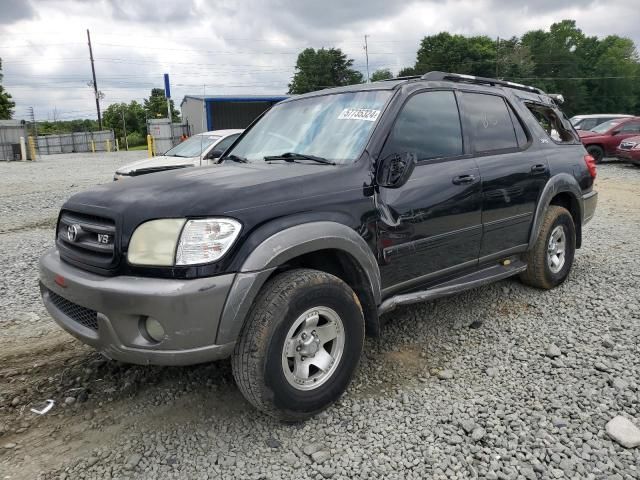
381,90 -> 463,161
460,92 -> 519,153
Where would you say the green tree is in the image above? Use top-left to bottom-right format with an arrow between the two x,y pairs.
370,68 -> 394,82
104,100 -> 147,140
399,20 -> 640,116
413,32 -> 497,77
583,35 -> 639,114
288,48 -> 363,94
36,119 -> 99,135
0,58 -> 15,119
143,88 -> 180,121
397,66 -> 418,77
521,20 -> 589,114
495,37 -> 535,80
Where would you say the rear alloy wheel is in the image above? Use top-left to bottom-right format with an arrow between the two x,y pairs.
520,205 -> 576,289
547,225 -> 567,274
232,268 -> 364,421
586,145 -> 604,164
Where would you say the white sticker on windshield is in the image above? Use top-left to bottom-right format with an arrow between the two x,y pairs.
338,108 -> 381,122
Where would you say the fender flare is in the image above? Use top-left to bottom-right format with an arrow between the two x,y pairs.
216,221 -> 381,344
528,173 -> 583,250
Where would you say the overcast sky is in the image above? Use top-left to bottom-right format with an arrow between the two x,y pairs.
1,0 -> 638,122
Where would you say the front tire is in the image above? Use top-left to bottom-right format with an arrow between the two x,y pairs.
520,205 -> 576,289
232,268 -> 364,421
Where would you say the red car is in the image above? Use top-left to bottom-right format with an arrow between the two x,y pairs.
616,135 -> 640,166
578,117 -> 640,163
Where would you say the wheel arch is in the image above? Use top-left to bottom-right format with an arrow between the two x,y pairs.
216,221 -> 381,344
529,173 -> 584,250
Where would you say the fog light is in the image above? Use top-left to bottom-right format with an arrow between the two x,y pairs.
145,317 -> 165,342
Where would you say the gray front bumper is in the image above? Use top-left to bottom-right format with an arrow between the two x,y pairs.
39,249 -> 236,366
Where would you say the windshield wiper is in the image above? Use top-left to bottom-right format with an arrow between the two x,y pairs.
224,154 -> 249,163
264,152 -> 336,165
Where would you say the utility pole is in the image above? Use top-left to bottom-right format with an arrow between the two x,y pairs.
121,107 -> 128,151
87,29 -> 102,129
29,106 -> 38,158
364,35 -> 370,83
495,36 -> 500,78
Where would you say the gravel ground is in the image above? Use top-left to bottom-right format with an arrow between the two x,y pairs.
1,154 -> 639,479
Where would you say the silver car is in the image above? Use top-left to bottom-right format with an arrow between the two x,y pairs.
113,129 -> 242,180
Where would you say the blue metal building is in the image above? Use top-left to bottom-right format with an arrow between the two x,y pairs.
180,95 -> 288,134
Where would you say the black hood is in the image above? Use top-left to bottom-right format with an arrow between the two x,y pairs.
63,161 -> 368,236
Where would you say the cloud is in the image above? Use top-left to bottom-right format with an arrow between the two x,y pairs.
108,0 -> 198,24
1,0 -> 638,120
0,0 -> 36,25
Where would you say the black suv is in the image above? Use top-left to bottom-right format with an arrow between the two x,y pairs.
39,72 -> 597,420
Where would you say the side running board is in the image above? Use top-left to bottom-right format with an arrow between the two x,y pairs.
378,260 -> 527,315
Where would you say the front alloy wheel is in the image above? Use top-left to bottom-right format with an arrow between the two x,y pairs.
281,307 -> 345,391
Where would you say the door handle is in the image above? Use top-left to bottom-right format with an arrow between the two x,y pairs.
452,174 -> 476,185
531,164 -> 547,173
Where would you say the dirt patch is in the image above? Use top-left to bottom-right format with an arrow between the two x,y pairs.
383,345 -> 425,373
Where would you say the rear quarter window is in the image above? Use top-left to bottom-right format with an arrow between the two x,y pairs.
524,103 -> 578,144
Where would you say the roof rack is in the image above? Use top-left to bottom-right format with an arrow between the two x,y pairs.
378,75 -> 422,82
421,71 -> 544,95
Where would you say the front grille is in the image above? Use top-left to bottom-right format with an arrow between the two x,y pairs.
57,210 -> 117,270
48,289 -> 99,331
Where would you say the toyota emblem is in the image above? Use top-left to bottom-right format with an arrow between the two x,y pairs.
67,224 -> 81,242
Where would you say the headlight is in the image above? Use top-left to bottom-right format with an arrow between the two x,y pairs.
127,217 -> 242,267
176,218 -> 241,265
127,219 -> 186,266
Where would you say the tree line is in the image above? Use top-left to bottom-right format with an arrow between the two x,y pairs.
288,20 -> 640,116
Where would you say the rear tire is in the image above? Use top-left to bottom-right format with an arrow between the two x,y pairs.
586,145 -> 604,164
232,268 -> 364,421
520,205 -> 576,290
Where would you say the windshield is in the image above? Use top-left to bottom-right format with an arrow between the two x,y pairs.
226,90 -> 392,164
163,134 -> 220,157
591,119 -> 621,134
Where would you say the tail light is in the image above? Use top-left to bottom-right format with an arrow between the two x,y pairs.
583,154 -> 597,179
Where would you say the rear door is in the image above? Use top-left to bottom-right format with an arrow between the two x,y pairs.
459,91 -> 548,262
375,90 -> 482,293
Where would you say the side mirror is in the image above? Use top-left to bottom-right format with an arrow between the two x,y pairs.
376,152 -> 417,188
611,130 -> 621,136
207,149 -> 223,160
